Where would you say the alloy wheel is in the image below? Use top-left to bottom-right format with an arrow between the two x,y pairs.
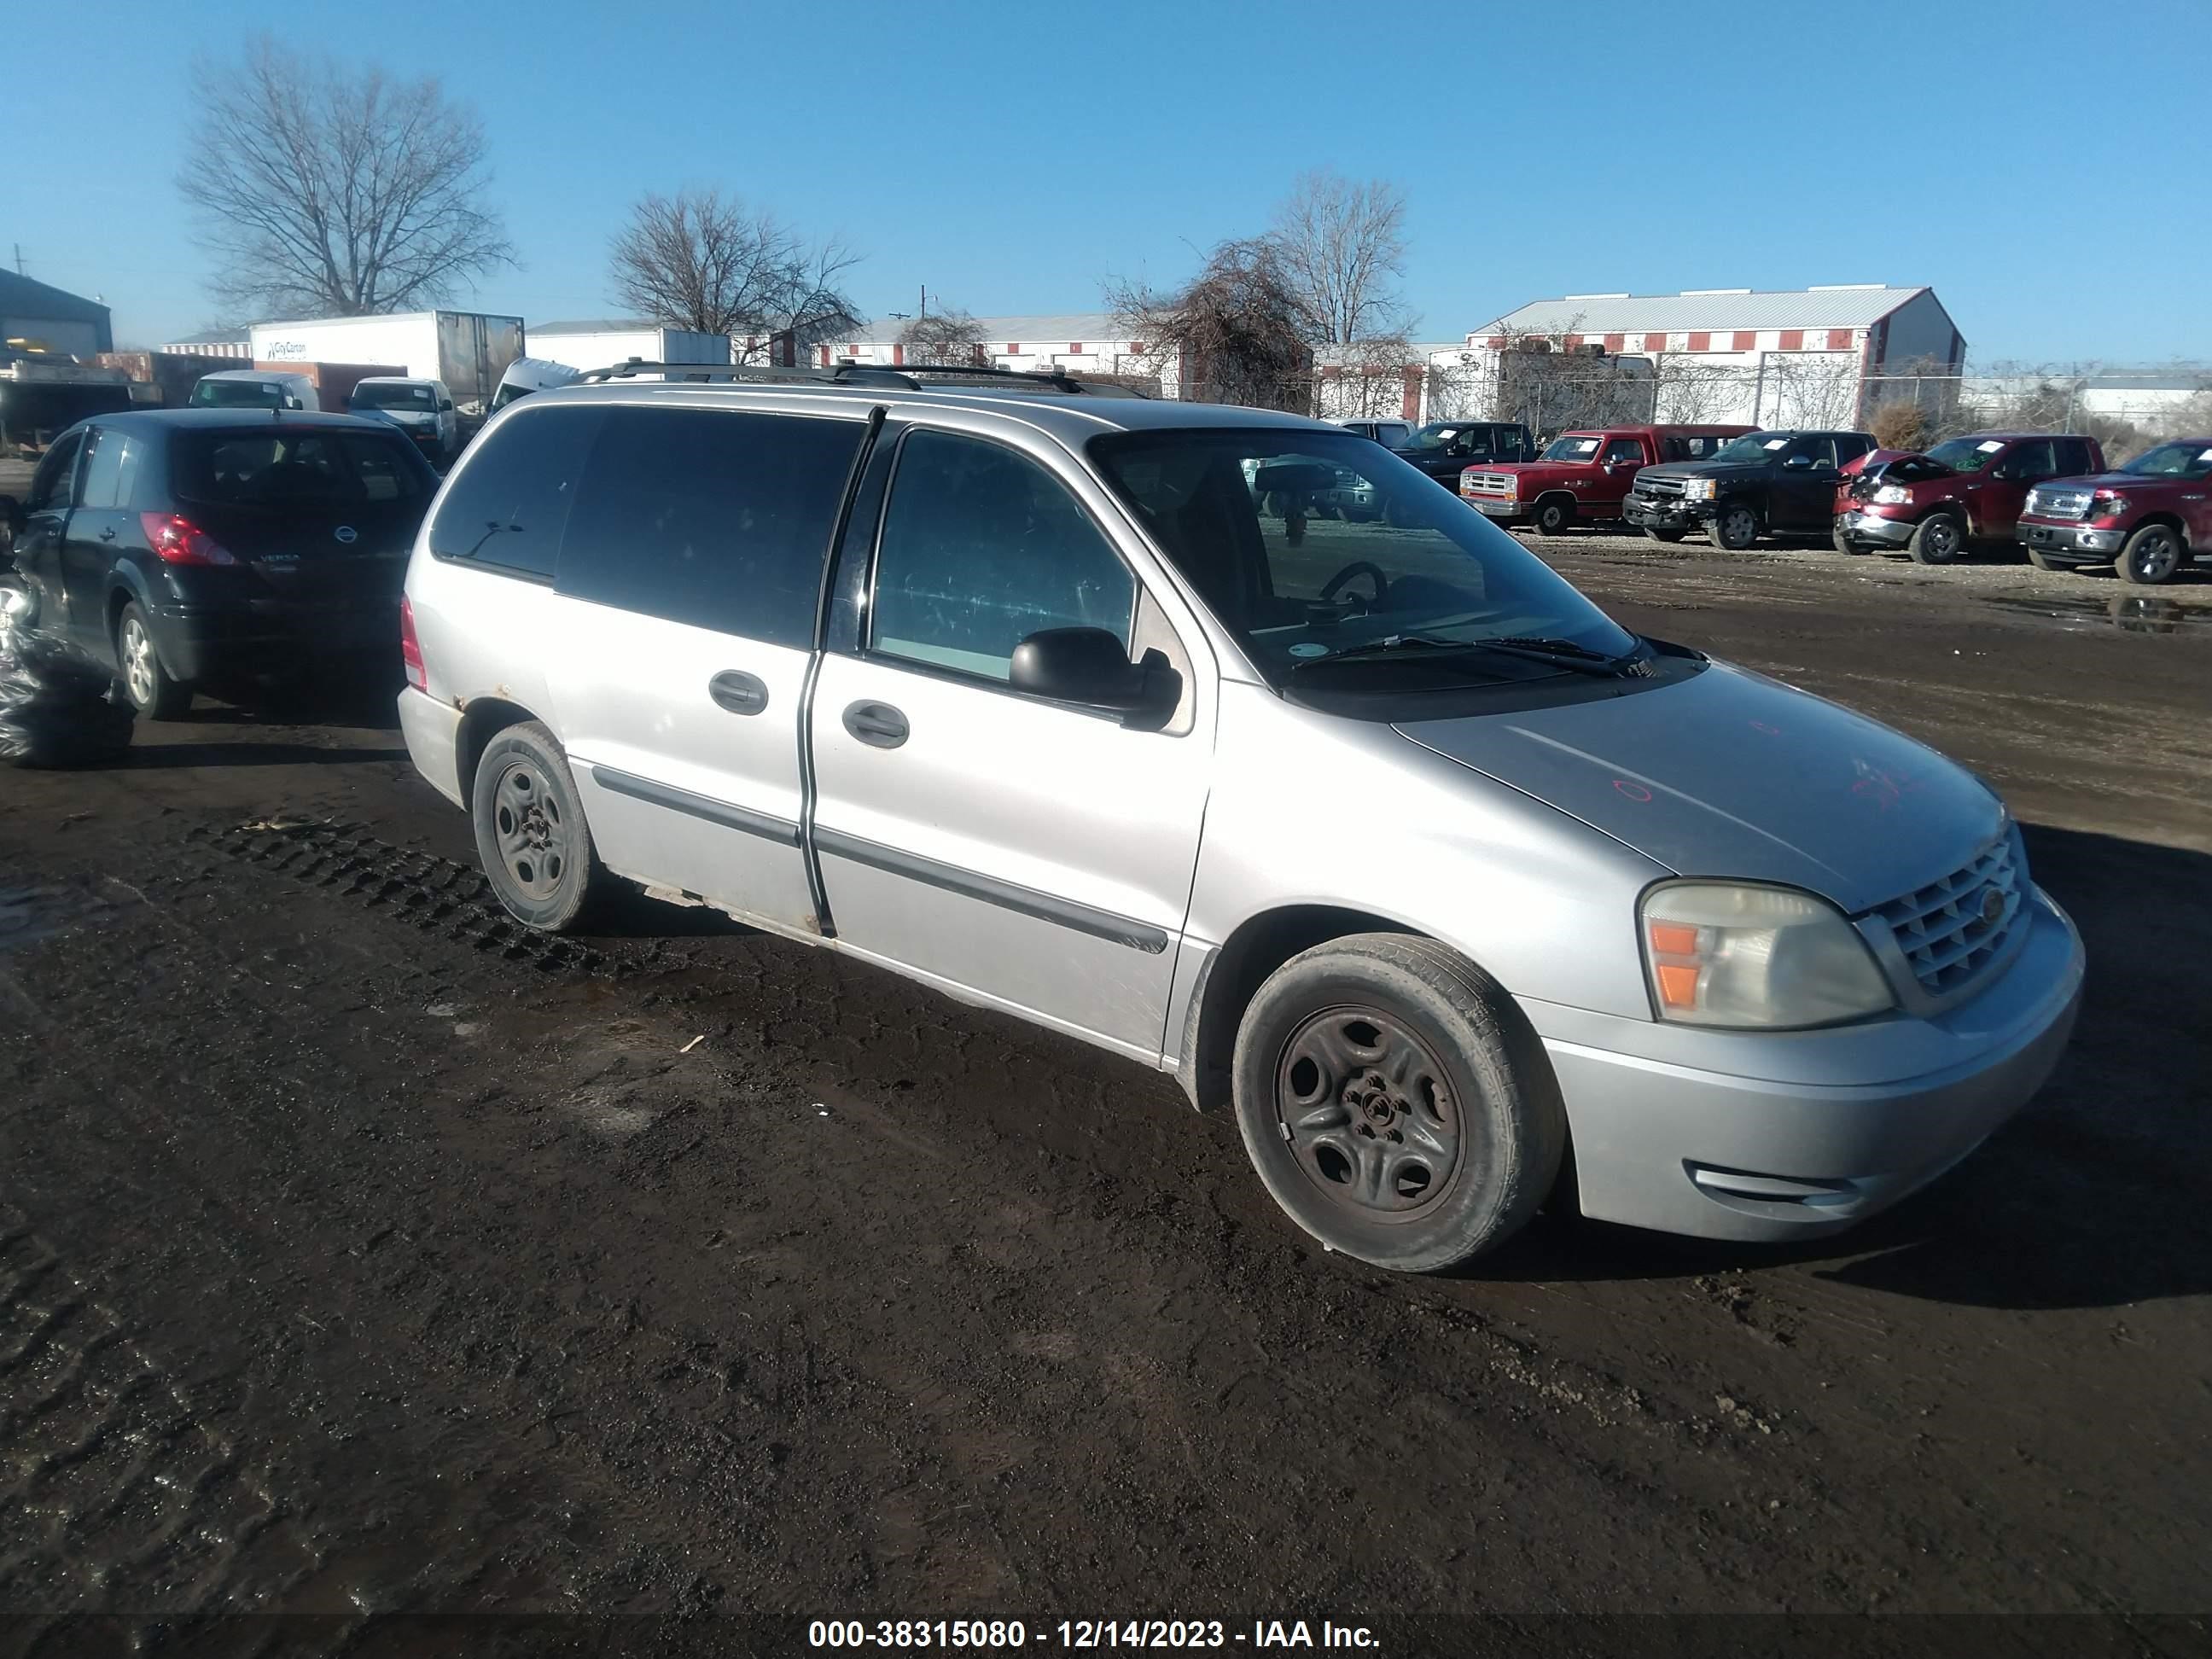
1275,1005 -> 1464,1220
2130,531 -> 2180,583
121,617 -> 157,708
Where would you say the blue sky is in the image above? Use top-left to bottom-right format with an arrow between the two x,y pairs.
5,0 -> 2207,364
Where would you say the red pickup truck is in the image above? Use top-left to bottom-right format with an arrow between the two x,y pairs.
1458,424 -> 1751,535
1831,432 -> 2104,564
2014,437 -> 2212,585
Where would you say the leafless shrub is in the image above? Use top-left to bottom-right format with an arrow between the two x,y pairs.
1106,238 -> 1311,410
896,309 -> 986,366
177,36 -> 516,317
1868,399 -> 1931,451
610,189 -> 860,359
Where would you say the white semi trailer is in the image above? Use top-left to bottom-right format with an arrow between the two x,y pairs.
248,311 -> 526,419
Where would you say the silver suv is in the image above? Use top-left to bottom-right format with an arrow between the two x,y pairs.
395,365 -> 2084,1272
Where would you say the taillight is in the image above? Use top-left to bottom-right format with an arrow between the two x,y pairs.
399,593 -> 427,690
140,511 -> 237,567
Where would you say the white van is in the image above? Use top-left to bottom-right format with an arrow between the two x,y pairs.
489,357 -> 582,413
187,370 -> 320,412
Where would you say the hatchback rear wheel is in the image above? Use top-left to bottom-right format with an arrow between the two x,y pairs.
1231,934 -> 1565,1272
2117,523 -> 2185,585
471,721 -> 604,932
114,602 -> 190,719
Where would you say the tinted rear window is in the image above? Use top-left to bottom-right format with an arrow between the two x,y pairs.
555,406 -> 865,649
172,429 -> 431,508
427,405 -> 605,579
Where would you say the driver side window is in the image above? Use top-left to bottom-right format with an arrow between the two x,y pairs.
870,429 -> 1137,684
25,431 -> 84,512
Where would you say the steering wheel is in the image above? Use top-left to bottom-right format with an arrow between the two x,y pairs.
1318,561 -> 1389,608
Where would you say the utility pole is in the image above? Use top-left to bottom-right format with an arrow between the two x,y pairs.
918,284 -> 927,321
12,245 -> 22,276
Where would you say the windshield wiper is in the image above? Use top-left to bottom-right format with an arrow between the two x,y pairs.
1291,633 -> 1640,677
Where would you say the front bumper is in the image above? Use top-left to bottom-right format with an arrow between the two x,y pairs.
1834,509 -> 1917,549
1623,495 -> 1710,531
1464,496 -> 1524,521
2020,520 -> 2125,562
1522,889 -> 2084,1243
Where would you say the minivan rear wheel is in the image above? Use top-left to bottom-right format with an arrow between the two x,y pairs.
1231,934 -> 1565,1272
472,721 -> 604,932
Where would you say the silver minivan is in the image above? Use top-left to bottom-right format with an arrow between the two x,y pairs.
394,370 -> 2084,1272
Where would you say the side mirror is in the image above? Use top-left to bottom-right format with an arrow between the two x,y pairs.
1010,627 -> 1177,716
1782,453 -> 1813,470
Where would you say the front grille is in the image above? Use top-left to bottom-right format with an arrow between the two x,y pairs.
2028,486 -> 2092,521
1461,471 -> 1516,497
1868,829 -> 2028,998
1637,476 -> 1686,499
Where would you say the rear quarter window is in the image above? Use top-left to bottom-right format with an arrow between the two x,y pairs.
554,405 -> 867,649
428,405 -> 605,579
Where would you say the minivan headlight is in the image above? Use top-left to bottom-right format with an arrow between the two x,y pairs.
1682,478 -> 1717,501
1641,882 -> 1894,1028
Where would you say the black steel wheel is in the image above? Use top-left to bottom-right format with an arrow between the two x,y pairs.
1908,511 -> 1965,566
471,720 -> 603,932
1232,934 -> 1564,1272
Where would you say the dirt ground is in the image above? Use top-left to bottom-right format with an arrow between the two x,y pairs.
2,528 -> 2209,1650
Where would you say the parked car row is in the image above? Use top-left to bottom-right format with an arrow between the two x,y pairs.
188,370 -> 463,462
1336,414 -> 2209,588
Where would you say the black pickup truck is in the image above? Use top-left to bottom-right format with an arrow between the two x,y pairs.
1389,419 -> 1536,483
1623,428 -> 1877,549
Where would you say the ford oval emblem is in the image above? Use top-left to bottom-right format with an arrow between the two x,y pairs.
334,525 -> 358,544
1979,887 -> 2005,925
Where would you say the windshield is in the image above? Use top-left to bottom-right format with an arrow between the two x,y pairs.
351,382 -> 434,410
1088,429 -> 1639,690
1405,423 -> 1482,451
1709,432 -> 1793,463
172,429 -> 429,509
2121,442 -> 2212,480
1924,437 -> 2005,474
191,380 -> 287,410
1540,435 -> 1604,462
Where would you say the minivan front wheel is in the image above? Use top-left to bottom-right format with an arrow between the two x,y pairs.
472,721 -> 604,932
1231,934 -> 1565,1272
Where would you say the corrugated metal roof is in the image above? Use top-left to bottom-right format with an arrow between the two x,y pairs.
531,318 -> 661,335
158,325 -> 252,345
1476,286 -> 1930,337
0,269 -> 111,326
841,313 -> 1125,346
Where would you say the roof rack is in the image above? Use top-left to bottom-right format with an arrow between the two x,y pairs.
572,357 -> 1148,398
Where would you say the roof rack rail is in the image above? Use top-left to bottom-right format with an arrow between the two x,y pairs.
571,357 -> 1150,398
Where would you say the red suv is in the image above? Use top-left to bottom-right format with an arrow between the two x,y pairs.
1832,433 -> 2103,564
2016,438 -> 2212,585
1458,424 -> 1750,536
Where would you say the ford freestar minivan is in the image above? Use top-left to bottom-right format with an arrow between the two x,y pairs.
394,365 -> 2084,1272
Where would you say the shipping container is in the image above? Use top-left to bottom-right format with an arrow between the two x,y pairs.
527,323 -> 731,375
247,311 -> 525,416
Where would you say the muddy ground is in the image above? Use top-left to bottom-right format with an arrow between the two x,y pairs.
2,530 -> 2209,1651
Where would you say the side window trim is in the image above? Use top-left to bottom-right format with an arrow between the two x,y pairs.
857,424 -> 1144,704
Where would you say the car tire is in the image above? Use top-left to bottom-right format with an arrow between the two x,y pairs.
1832,526 -> 1868,556
1643,528 -> 1687,544
2025,549 -> 2069,573
2116,522 -> 2186,585
114,602 -> 191,719
471,721 -> 605,933
1907,511 -> 1965,565
1532,498 -> 1576,537
1231,934 -> 1566,1272
1709,502 -> 1761,550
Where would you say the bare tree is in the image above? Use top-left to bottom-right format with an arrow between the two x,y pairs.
1266,169 -> 1415,347
177,37 -> 516,318
1106,238 -> 1311,410
897,308 -> 986,366
609,189 -> 861,359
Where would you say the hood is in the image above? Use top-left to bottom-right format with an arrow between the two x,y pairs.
1636,460 -> 1767,484
1395,661 -> 2005,913
1471,460 -> 1579,483
2056,470 -> 2145,492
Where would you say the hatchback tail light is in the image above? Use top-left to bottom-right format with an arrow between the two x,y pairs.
140,512 -> 237,567
399,593 -> 427,690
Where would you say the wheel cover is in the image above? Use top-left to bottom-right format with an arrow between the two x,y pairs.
2133,532 -> 2179,580
1721,507 -> 1755,542
1275,1005 -> 1464,1220
121,617 -> 156,706
1926,518 -> 1960,556
491,758 -> 571,900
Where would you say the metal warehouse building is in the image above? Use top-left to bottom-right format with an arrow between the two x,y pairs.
1,270 -> 114,359
1438,284 -> 1965,432
817,315 -> 1181,393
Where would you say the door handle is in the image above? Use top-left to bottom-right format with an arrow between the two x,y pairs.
707,669 -> 769,716
98,527 -> 117,541
841,700 -> 909,748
